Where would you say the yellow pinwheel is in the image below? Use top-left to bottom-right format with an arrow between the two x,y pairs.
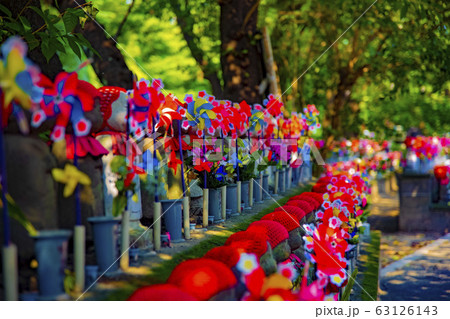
0,37 -> 33,110
52,164 -> 91,197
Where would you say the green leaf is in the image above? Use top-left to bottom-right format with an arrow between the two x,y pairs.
400,4 -> 409,19
112,195 -> 127,217
5,194 -> 38,236
40,36 -> 56,62
341,269 -> 358,301
23,32 -> 39,50
19,16 -> 31,30
0,4 -> 12,17
63,270 -> 75,294
28,6 -> 46,21
63,12 -> 79,33
50,37 -> 66,54
67,36 -> 81,59
5,21 -> 23,33
74,33 -> 100,58
68,7 -> 87,18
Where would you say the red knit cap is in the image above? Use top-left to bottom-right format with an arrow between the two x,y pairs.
290,195 -> 320,210
299,192 -> 325,205
312,182 -> 329,193
261,211 -> 300,232
225,231 -> 269,257
128,284 -> 197,301
247,220 -> 289,249
317,176 -> 332,184
204,246 -> 241,268
167,258 -> 237,300
274,205 -> 306,222
286,199 -> 314,214
98,86 -> 127,123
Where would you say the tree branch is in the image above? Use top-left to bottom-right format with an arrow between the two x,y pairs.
168,0 -> 223,97
114,0 -> 135,39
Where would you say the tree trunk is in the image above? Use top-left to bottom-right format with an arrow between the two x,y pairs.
58,0 -> 133,89
168,0 -> 223,98
3,0 -> 63,80
219,0 -> 264,104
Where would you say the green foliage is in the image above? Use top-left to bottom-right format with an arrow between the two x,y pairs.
341,268 -> 358,301
92,0 -> 216,99
240,158 -> 258,181
261,0 -> 449,138
110,155 -> 134,217
0,3 -> 99,62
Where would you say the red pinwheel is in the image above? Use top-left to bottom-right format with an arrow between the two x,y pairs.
238,100 -> 251,130
129,78 -> 164,138
155,94 -> 182,132
167,150 -> 183,175
32,72 -> 94,141
263,94 -> 283,118
193,158 -> 213,172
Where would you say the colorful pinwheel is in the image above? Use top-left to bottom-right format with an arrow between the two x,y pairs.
128,78 -> 165,139
0,37 -> 43,132
181,91 -> 217,137
155,94 -> 182,132
263,94 -> 283,118
32,72 -> 93,141
302,104 -> 320,131
249,103 -> 265,134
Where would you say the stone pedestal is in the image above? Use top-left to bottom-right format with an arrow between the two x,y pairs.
397,173 -> 432,232
1,135 -> 58,259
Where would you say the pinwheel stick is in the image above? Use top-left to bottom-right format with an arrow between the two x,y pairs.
203,132 -> 207,189
0,127 -> 10,246
73,135 -> 82,226
0,111 -> 18,301
177,120 -> 190,240
72,135 -> 86,291
236,137 -> 240,182
177,120 -> 186,194
151,117 -> 159,203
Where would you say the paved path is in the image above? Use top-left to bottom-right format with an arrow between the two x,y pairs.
379,234 -> 450,301
367,191 -> 399,233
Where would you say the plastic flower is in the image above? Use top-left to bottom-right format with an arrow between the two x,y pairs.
277,260 -> 298,282
236,253 -> 259,275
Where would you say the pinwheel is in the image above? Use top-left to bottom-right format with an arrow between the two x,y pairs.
237,100 -> 251,131
181,92 -> 217,137
128,78 -> 164,139
32,72 -> 94,141
211,100 -> 232,136
249,104 -> 265,134
302,104 -> 320,131
52,163 -> 91,197
193,158 -> 213,173
0,37 -> 43,133
167,149 -> 183,175
155,94 -> 182,132
263,94 -> 283,118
